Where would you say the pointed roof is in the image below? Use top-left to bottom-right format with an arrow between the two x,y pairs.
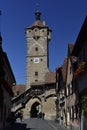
26,10 -> 51,31
31,10 -> 45,27
26,10 -> 45,29
31,20 -> 45,28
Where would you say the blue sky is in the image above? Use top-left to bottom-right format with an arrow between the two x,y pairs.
0,0 -> 87,84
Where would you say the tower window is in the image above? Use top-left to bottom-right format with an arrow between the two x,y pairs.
35,72 -> 38,76
35,80 -> 38,82
35,29 -> 37,32
35,47 -> 38,51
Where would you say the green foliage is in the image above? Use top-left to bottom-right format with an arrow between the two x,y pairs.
82,94 -> 87,123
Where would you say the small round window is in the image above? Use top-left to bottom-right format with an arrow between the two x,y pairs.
35,29 -> 38,32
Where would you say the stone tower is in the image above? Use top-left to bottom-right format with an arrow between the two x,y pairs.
25,10 -> 51,90
23,10 -> 56,119
12,10 -> 56,120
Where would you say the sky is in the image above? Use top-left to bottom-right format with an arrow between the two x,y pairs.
0,0 -> 87,84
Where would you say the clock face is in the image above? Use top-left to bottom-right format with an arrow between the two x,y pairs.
33,58 -> 39,63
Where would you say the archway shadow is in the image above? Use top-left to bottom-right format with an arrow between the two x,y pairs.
7,122 -> 36,130
30,101 -> 40,118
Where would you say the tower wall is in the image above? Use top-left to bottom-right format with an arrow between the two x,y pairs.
26,27 -> 51,89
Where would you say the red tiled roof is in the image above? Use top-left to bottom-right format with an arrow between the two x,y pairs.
31,20 -> 45,27
26,20 -> 46,29
31,82 -> 45,86
45,71 -> 56,84
31,72 -> 56,87
12,84 -> 26,96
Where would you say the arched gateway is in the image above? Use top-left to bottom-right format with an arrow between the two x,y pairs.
30,101 -> 40,117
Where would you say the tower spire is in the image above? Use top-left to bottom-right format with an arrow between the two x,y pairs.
35,3 -> 41,20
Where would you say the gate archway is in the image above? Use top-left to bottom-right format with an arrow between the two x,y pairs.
30,101 -> 40,118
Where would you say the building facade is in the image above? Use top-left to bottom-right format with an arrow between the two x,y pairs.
72,16 -> 87,130
65,44 -> 79,128
56,58 -> 67,125
0,33 -> 16,130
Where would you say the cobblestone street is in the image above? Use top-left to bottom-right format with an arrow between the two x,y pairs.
7,118 -> 72,130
